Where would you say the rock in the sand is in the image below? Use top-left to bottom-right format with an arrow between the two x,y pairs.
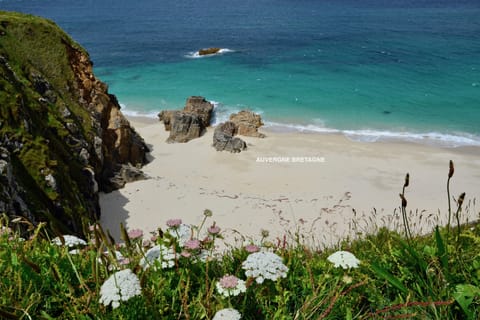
158,110 -> 177,131
198,48 -> 221,56
184,96 -> 214,128
229,110 -> 265,138
167,112 -> 203,143
158,96 -> 214,143
213,121 -> 246,153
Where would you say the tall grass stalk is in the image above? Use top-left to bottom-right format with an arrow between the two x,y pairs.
400,173 -> 412,241
447,160 -> 454,234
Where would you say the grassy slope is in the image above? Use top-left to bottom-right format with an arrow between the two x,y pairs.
0,11 -> 98,234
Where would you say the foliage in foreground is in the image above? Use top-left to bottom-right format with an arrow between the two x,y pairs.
0,162 -> 479,319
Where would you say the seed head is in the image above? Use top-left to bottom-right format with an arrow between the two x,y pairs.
204,209 -> 213,217
457,192 -> 466,208
404,173 -> 409,188
448,160 -> 454,178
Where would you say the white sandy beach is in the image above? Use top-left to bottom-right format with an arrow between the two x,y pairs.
100,117 -> 480,247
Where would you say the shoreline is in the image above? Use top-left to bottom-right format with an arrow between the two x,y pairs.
100,115 -> 480,247
121,110 -> 480,149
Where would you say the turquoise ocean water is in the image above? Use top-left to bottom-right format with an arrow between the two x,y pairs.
2,0 -> 480,146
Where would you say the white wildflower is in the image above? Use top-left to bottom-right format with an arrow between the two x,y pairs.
52,235 -> 87,247
212,308 -> 242,320
167,223 -> 191,246
139,244 -> 176,270
242,252 -> 288,284
69,249 -> 80,255
216,275 -> 247,297
99,269 -> 141,309
327,251 -> 360,269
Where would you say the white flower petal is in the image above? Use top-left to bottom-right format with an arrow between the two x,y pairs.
212,308 -> 242,320
327,251 -> 360,269
52,235 -> 87,247
242,252 -> 288,284
99,269 -> 141,309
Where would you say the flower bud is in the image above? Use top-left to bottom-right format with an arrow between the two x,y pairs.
458,192 -> 466,208
404,173 -> 410,188
448,160 -> 454,178
204,209 -> 213,217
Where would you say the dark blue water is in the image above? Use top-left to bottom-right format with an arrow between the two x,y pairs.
2,0 -> 480,146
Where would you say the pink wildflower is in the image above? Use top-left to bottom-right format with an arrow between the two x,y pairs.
180,251 -> 192,258
119,258 -> 130,265
142,239 -> 151,247
166,219 -> 182,228
219,275 -> 239,289
184,239 -> 201,250
127,228 -> 143,240
150,235 -> 158,242
207,223 -> 221,235
245,244 -> 260,253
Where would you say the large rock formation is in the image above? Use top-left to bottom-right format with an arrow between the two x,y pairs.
158,96 -> 214,143
167,112 -> 203,143
229,110 -> 266,138
184,96 -> 214,128
212,122 -> 247,153
0,12 -> 148,235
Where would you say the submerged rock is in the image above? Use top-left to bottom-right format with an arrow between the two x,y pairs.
198,47 -> 221,56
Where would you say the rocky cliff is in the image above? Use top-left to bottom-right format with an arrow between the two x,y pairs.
0,11 -> 148,235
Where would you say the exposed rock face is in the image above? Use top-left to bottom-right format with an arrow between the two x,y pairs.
0,12 -> 149,235
0,147 -> 33,225
167,112 -> 203,143
199,48 -> 221,56
184,96 -> 214,128
213,122 -> 247,153
67,44 -> 149,191
158,96 -> 214,143
158,110 -> 177,131
229,110 -> 265,138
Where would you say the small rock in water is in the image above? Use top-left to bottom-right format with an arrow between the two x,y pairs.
383,110 -> 392,115
199,48 -> 221,56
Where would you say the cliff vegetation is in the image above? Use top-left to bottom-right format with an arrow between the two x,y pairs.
0,11 -> 148,236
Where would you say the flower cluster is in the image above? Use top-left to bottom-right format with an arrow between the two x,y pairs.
127,228 -> 143,240
52,235 -> 87,247
244,244 -> 260,253
208,222 -> 221,235
242,252 -> 288,284
99,269 -> 141,309
212,308 -> 242,320
216,274 -> 246,297
166,218 -> 182,228
327,251 -> 360,269
140,244 -> 176,269
167,223 -> 192,247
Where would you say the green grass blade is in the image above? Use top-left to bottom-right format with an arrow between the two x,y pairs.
453,284 -> 480,320
434,226 -> 449,274
371,262 -> 408,294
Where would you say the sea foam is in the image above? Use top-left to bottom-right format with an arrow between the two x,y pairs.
264,121 -> 480,148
